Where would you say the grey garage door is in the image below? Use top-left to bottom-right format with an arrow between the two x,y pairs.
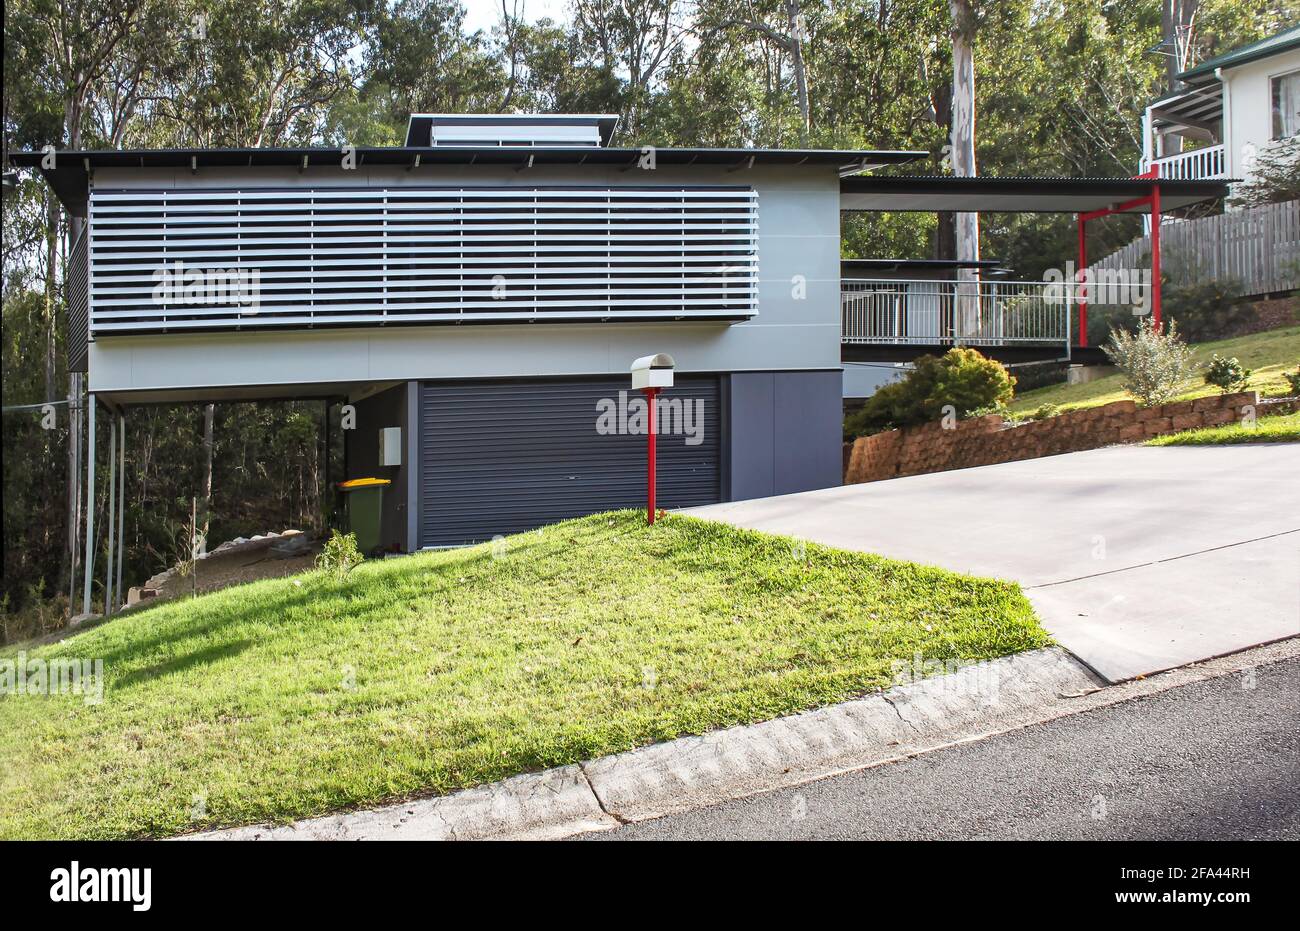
420,377 -> 722,547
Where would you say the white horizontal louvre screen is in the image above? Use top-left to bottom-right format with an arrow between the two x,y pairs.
87,186 -> 759,334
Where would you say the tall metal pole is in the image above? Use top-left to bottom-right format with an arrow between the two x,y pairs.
81,395 -> 96,616
1077,215 -> 1088,348
644,387 -> 659,525
105,415 -> 117,616
116,412 -> 126,609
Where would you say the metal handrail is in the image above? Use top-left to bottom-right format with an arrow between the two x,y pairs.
841,277 -> 1076,347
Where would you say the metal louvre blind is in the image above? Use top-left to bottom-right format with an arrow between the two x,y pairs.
420,377 -> 721,547
66,227 -> 90,372
87,186 -> 758,333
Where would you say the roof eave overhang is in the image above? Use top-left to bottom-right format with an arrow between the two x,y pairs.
1178,31 -> 1300,84
10,145 -> 929,214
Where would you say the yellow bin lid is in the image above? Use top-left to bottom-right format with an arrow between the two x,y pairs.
338,477 -> 392,490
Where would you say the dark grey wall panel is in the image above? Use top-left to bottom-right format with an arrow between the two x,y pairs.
774,371 -> 843,494
420,377 -> 720,547
727,370 -> 842,501
727,373 -> 775,501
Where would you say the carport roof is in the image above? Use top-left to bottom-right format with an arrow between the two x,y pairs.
841,174 -> 1231,213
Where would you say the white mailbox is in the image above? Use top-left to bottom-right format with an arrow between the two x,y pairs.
379,427 -> 402,467
630,353 -> 675,390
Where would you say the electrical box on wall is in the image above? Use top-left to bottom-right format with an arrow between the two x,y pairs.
379,427 -> 402,467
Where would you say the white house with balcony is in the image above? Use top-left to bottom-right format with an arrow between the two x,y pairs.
1142,25 -> 1300,188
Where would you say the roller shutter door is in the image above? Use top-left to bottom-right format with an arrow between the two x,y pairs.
420,377 -> 722,547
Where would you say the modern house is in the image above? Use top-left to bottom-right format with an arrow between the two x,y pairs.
17,114 -> 928,552
14,113 -> 1228,614
1142,25 -> 1300,187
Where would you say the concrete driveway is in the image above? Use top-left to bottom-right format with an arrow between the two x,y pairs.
688,444 -> 1300,682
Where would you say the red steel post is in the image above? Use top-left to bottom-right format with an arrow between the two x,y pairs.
1150,183 -> 1162,333
1077,215 -> 1088,348
644,387 -> 659,524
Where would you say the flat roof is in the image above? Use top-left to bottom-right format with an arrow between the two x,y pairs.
841,175 -> 1231,213
837,258 -> 998,273
10,145 -> 929,215
841,258 -> 1002,270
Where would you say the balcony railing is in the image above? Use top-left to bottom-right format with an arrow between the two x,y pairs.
1147,143 -> 1226,180
841,278 -> 1073,348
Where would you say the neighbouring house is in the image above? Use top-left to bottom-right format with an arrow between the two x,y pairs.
13,113 -> 1227,614
1142,25 -> 1300,188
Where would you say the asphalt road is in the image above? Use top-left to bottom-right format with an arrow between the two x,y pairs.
589,655 -> 1300,841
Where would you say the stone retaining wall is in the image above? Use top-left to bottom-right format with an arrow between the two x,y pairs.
844,391 -> 1267,485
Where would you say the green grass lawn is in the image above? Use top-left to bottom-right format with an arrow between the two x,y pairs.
1010,325 -> 1300,415
1145,410 -> 1300,446
0,511 -> 1049,839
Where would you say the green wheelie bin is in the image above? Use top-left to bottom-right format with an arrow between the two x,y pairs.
337,477 -> 391,554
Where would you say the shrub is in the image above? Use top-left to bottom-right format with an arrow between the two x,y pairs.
1085,302 -> 1141,348
1028,403 -> 1062,421
1164,275 -> 1247,342
1087,252 -> 1245,344
844,348 -> 1015,436
1285,366 -> 1300,396
1101,318 -> 1197,407
1229,136 -> 1300,209
1203,354 -> 1252,394
316,531 -> 363,580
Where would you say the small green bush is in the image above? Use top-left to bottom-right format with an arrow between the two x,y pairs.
1028,403 -> 1062,421
845,348 -> 1016,437
316,531 -> 363,580
1102,317 -> 1197,407
1203,354 -> 1252,394
1284,365 -> 1300,396
1164,277 -> 1247,342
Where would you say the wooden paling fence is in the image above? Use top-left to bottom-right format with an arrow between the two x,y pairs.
1090,200 -> 1300,297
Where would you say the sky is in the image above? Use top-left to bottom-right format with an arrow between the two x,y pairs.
460,0 -> 571,36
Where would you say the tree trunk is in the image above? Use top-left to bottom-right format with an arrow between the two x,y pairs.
1160,0 -> 1199,156
1162,0 -> 1199,88
935,212 -> 956,261
949,0 -> 980,340
785,0 -> 810,142
201,403 -> 215,537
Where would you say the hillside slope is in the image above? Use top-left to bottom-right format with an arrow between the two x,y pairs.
1011,325 -> 1300,414
0,511 -> 1049,839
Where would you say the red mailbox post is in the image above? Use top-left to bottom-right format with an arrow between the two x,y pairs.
643,386 -> 660,524
631,354 -> 675,526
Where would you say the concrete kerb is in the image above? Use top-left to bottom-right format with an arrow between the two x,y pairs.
183,637 -> 1300,842
185,647 -> 1093,841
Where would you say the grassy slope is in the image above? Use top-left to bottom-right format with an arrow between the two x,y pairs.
1010,326 -> 1300,414
0,512 -> 1049,839
1145,410 -> 1300,446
